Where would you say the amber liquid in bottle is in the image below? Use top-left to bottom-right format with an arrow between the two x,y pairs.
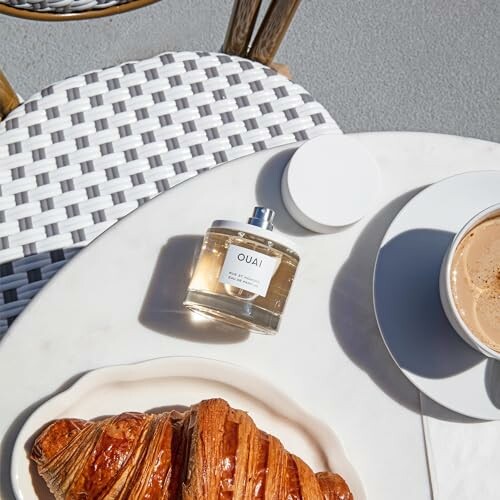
184,221 -> 299,334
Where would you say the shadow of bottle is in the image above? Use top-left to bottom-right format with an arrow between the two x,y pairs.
139,234 -> 249,343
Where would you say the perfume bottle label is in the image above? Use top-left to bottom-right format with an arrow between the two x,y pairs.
218,244 -> 279,297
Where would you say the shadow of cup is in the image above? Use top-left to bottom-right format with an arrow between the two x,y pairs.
485,359 -> 500,408
331,189 -> 484,422
374,227 -> 483,378
139,235 -> 249,343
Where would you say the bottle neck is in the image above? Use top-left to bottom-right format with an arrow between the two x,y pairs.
210,220 -> 299,254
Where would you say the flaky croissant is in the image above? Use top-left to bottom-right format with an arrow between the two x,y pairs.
31,398 -> 353,499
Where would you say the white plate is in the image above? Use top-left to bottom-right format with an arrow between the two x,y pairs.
374,171 -> 500,420
11,356 -> 365,499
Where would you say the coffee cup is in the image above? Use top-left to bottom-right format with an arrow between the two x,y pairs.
440,203 -> 500,359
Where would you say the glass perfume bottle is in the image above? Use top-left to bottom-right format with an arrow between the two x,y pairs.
184,207 -> 300,334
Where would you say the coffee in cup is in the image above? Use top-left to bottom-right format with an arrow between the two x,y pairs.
440,204 -> 500,359
450,215 -> 500,351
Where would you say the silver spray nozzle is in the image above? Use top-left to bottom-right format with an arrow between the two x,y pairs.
247,207 -> 275,230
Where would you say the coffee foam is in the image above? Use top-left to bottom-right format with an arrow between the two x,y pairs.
451,215 -> 500,351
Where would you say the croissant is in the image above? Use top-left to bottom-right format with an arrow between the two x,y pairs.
31,398 -> 353,499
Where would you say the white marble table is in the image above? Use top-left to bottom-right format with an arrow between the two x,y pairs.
1,132 -> 499,499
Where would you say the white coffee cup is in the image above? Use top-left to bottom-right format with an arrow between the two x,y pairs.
439,203 -> 500,359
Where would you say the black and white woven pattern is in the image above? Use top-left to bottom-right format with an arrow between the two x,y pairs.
0,0 -> 135,13
0,51 -> 340,336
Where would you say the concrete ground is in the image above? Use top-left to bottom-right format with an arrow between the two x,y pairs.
1,0 -> 499,142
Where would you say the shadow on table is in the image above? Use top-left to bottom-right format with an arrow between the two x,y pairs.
255,147 -> 307,236
329,189 -> 483,423
374,228 -> 483,377
139,235 -> 249,343
485,360 -> 500,409
0,372 -> 85,500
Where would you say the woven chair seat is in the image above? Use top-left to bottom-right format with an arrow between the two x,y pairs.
0,0 -> 135,13
0,51 -> 340,335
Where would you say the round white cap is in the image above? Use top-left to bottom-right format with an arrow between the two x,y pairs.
281,134 -> 381,233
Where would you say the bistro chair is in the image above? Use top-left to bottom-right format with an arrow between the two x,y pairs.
0,0 -> 340,335
0,0 -> 158,20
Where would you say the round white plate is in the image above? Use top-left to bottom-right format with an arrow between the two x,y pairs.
11,356 -> 365,500
374,171 -> 500,420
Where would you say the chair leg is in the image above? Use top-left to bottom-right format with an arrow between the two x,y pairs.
223,0 -> 263,57
0,70 -> 20,122
248,0 -> 302,66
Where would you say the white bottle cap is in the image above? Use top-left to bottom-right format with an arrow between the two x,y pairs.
281,134 -> 381,233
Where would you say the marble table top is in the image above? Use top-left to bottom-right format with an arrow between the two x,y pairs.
1,131 -> 499,499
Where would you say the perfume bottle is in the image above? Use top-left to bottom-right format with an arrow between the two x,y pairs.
184,207 -> 299,334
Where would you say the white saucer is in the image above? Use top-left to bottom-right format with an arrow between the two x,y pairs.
374,171 -> 500,420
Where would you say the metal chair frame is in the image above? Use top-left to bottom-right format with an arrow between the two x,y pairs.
0,0 -> 301,120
